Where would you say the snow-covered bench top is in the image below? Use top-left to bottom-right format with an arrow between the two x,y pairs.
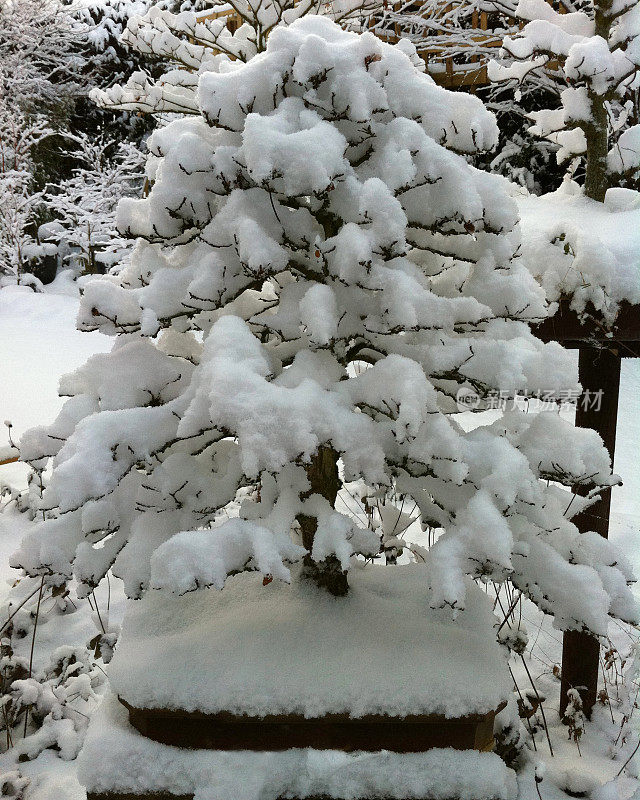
516,182 -> 640,326
80,693 -> 518,800
109,564 -> 511,720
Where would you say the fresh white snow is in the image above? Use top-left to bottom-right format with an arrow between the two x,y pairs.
0,262 -> 639,800
0,277 -> 111,489
79,692 -> 518,800
109,563 -> 512,718
516,181 -> 640,322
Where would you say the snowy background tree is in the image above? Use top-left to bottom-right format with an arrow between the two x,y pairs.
0,0 -> 86,122
68,0 -> 216,143
43,135 -> 145,275
368,0 -> 572,192
0,0 -> 88,283
488,0 -> 640,198
69,0 -> 156,145
0,106 -> 48,286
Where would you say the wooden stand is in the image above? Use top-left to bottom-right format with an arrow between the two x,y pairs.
86,700 -> 505,800
119,699 -> 504,753
81,568 -> 514,800
536,298 -> 640,717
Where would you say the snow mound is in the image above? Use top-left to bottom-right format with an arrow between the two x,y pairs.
517,181 -> 640,323
109,564 -> 511,719
78,692 -> 518,800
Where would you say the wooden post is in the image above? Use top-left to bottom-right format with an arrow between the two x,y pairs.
560,345 -> 621,717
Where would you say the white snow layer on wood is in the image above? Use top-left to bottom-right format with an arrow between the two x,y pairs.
109,565 -> 511,719
78,693 -> 518,800
516,181 -> 640,322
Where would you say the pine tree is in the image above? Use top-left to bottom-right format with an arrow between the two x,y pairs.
14,19 -> 635,641
69,0 -> 156,144
69,0 -> 212,142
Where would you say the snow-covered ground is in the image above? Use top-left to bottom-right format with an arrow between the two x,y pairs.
0,280 -> 638,799
0,277 -> 111,489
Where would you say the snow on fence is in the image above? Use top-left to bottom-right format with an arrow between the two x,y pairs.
0,444 -> 18,466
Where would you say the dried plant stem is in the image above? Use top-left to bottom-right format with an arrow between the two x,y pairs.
23,576 -> 45,739
496,591 -> 522,636
600,657 -> 615,724
521,654 -> 554,757
0,583 -> 45,637
508,663 -> 537,752
3,704 -> 13,750
616,737 -> 640,777
92,591 -> 106,634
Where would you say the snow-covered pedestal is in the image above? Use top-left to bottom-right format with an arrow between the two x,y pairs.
80,565 -> 515,800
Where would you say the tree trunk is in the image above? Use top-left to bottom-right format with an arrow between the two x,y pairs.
584,0 -> 613,203
297,445 -> 349,596
584,96 -> 610,203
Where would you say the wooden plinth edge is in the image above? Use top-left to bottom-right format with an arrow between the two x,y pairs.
87,794 -> 193,800
87,794 -> 469,800
119,697 -> 505,753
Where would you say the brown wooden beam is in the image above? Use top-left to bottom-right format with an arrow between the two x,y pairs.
535,299 -> 640,351
86,794 -> 467,800
559,346 -> 621,718
119,698 -> 504,753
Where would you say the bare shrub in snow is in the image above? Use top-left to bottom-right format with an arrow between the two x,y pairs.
0,576 -> 113,757
44,134 -> 145,276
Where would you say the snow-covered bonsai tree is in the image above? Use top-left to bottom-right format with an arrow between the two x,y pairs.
91,0 -> 379,118
488,0 -> 640,199
14,18 -> 636,640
